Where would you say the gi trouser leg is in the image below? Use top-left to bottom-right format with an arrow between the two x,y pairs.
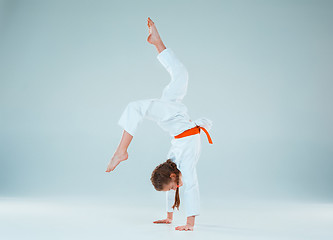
118,48 -> 189,136
157,48 -> 189,102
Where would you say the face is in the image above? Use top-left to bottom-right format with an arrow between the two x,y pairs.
162,173 -> 183,191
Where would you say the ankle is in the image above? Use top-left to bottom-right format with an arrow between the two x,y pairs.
155,42 -> 166,53
115,148 -> 127,155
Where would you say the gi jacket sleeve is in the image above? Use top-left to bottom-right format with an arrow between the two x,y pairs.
165,162 -> 200,217
180,163 -> 200,217
166,189 -> 176,213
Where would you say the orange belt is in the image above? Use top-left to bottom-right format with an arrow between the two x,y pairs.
174,125 -> 213,144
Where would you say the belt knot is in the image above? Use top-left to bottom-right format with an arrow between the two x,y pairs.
174,125 -> 213,144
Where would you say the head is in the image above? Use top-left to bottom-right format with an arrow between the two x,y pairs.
150,159 -> 183,210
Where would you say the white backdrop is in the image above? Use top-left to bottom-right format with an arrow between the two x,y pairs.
1,0 -> 332,205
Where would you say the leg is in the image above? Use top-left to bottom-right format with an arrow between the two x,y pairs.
158,49 -> 189,102
106,99 -> 154,172
106,130 -> 132,172
147,17 -> 189,102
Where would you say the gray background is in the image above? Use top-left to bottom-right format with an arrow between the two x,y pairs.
1,0 -> 332,204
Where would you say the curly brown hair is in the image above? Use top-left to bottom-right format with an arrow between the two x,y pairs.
150,159 -> 181,210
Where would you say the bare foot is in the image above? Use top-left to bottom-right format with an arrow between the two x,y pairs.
147,17 -> 162,45
105,151 -> 128,172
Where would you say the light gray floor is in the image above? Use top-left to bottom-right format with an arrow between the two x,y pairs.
0,196 -> 332,240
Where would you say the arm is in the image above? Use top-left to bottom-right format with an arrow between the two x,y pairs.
153,190 -> 175,224
175,165 -> 200,231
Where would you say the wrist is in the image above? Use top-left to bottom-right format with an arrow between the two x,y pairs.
167,212 -> 173,220
186,215 -> 195,226
186,221 -> 194,226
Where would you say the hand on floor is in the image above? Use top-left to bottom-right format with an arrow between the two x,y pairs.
175,224 -> 194,231
153,218 -> 172,224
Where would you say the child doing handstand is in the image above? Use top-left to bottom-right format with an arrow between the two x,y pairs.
106,17 -> 213,231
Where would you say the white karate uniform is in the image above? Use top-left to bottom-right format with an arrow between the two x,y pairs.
118,48 -> 212,217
